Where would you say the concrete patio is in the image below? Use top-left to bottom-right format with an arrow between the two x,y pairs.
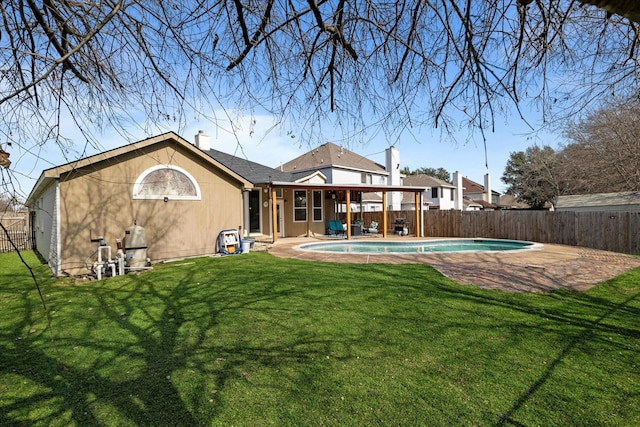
263,237 -> 640,293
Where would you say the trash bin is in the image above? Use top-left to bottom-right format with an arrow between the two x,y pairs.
242,240 -> 251,254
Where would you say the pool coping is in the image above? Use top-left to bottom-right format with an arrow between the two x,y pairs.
265,237 -> 640,293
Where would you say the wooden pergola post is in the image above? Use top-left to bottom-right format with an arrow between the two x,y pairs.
306,189 -> 311,237
382,191 -> 388,238
415,191 -> 421,237
346,190 -> 352,240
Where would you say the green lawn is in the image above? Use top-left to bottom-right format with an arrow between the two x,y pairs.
1,251 -> 639,426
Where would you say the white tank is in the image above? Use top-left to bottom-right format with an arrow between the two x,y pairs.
124,224 -> 148,269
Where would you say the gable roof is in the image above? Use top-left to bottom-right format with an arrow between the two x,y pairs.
403,174 -> 455,189
461,176 -> 500,197
462,177 -> 483,194
26,132 -> 255,204
280,142 -> 386,174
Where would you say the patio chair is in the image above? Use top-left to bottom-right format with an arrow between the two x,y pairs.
326,220 -> 346,237
366,221 -> 379,234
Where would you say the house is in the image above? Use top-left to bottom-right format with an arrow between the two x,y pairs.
460,175 -> 500,208
400,172 -> 500,211
27,132 -> 427,276
555,191 -> 640,212
26,132 -> 260,276
280,142 -> 403,211
400,174 -> 455,210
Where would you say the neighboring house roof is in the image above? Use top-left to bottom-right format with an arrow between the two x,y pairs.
462,176 -> 483,194
467,198 -> 497,209
403,174 -> 455,189
556,191 -> 640,210
463,198 -> 484,210
499,195 -> 530,209
462,176 -> 500,198
26,132 -> 255,204
206,148 -> 293,184
281,142 -> 386,174
401,174 -> 454,204
362,192 -> 382,202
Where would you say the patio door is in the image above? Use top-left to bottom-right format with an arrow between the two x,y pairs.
248,190 -> 261,234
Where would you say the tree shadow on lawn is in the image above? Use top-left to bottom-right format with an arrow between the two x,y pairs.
0,261 -> 361,425
2,257 -> 639,425
362,262 -> 640,424
438,271 -> 639,424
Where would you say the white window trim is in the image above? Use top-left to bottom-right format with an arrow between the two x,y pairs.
293,190 -> 307,222
133,165 -> 201,200
312,190 -> 323,222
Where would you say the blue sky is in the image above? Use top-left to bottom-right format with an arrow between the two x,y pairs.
7,106 -> 562,200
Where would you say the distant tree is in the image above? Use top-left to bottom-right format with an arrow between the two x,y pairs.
402,167 -> 451,182
501,145 -> 560,209
0,192 -> 22,213
560,99 -> 640,194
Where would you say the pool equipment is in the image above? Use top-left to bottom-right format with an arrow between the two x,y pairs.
89,222 -> 152,279
92,237 -> 126,279
124,223 -> 149,269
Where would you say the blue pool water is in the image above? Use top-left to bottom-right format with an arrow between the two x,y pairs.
297,239 -> 537,254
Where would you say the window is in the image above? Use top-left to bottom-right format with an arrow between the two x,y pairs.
450,188 -> 455,201
312,190 -> 322,222
133,165 -> 201,200
431,187 -> 438,198
294,190 -> 307,222
361,173 -> 372,184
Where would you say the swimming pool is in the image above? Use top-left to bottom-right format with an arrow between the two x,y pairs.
296,238 -> 540,254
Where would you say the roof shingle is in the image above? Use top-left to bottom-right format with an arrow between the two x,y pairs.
281,142 -> 385,173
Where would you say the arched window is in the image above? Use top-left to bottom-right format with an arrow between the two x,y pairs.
133,165 -> 201,200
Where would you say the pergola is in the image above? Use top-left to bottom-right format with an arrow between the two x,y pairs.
263,182 -> 428,242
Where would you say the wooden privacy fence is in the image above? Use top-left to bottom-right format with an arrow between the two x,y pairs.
425,210 -> 640,255
339,210 -> 640,255
0,213 -> 32,253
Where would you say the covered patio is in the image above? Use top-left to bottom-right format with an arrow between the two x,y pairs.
260,182 -> 428,243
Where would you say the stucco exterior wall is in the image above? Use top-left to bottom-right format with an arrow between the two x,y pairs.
55,140 -> 244,276
278,188 -> 327,237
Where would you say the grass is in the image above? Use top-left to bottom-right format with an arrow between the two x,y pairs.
1,250 -> 639,426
